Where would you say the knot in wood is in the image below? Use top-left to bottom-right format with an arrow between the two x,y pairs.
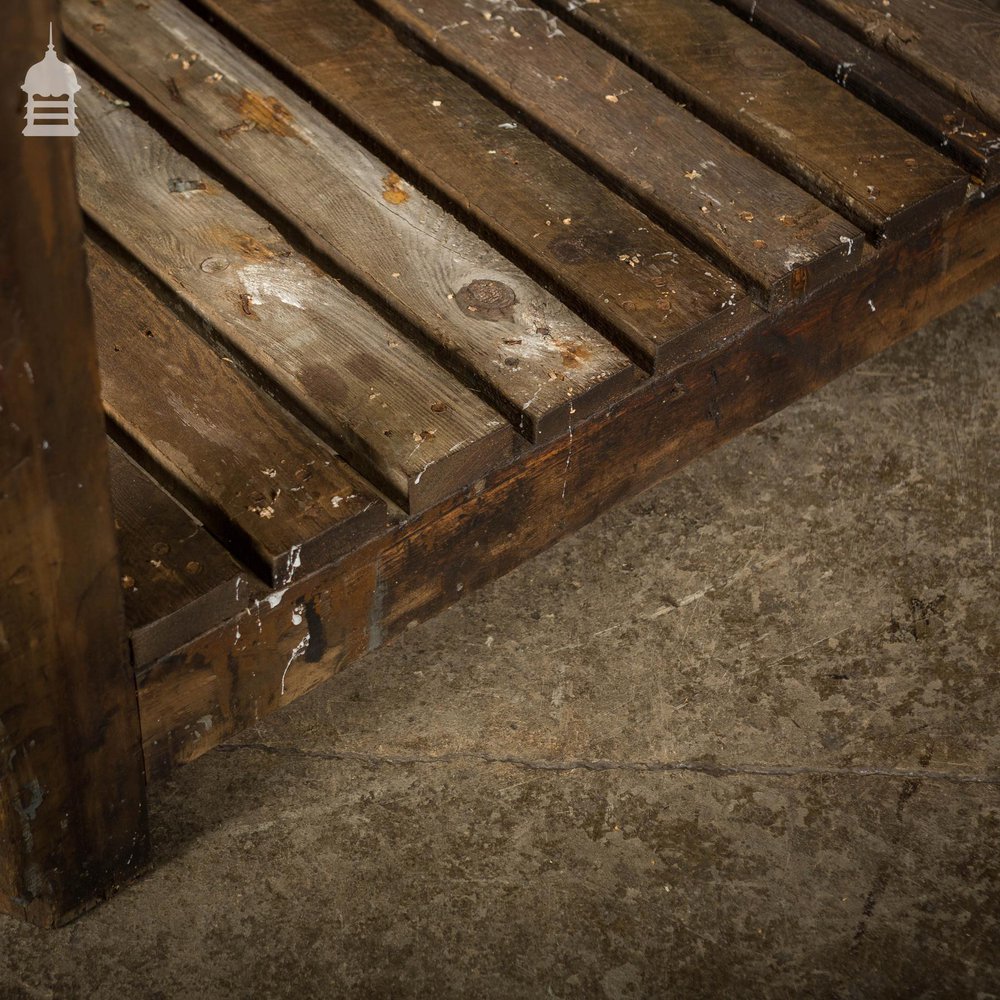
455,279 -> 517,321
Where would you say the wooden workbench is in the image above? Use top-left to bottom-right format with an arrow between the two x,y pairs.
2,0 -> 998,925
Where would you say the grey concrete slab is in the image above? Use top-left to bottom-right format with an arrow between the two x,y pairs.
1,287 -> 997,998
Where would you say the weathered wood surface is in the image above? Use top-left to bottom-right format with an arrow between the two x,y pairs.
721,0 -> 1000,186
75,73 -> 514,513
365,0 -> 864,303
0,8 -> 148,926
108,442 -> 265,666
547,0 -> 967,239
66,0 -> 636,439
195,0 -> 754,372
808,0 -> 1000,130
135,177 -> 1000,781
88,237 -> 387,586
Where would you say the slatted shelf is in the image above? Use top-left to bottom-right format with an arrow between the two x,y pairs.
541,0 -> 968,239
805,0 -> 1000,131
54,0 -> 998,760
720,0 -> 1000,188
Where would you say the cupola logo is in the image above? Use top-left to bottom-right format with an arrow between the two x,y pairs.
21,23 -> 81,137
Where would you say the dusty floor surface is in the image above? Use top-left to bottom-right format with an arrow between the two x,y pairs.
2,287 -> 998,998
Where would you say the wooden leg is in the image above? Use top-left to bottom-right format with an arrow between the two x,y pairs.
0,6 -> 150,927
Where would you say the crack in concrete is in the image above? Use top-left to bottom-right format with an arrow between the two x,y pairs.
217,742 -> 1000,786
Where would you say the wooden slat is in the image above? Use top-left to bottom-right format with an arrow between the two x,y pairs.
74,72 -> 515,513
65,0 -> 636,440
194,0 -> 754,372
360,0 -> 865,304
721,0 -> 1000,185
136,188 -> 1000,779
108,442 -> 265,665
808,0 -> 1000,131
88,236 -> 387,586
546,0 -> 967,240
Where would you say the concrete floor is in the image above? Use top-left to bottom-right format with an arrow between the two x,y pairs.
2,287 -> 998,998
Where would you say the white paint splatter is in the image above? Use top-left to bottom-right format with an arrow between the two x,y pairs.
280,634 -> 310,695
283,544 -> 302,585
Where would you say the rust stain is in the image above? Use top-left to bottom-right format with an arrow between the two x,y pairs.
382,172 -> 409,205
552,338 -> 592,369
221,89 -> 301,141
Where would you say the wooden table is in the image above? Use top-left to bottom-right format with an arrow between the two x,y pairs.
2,0 -> 998,925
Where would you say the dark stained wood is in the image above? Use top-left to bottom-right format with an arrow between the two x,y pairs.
135,179 -> 1000,781
807,0 -> 1000,130
0,6 -> 148,927
65,0 -> 636,440
362,0 -> 865,304
721,0 -> 1000,186
194,0 -> 755,373
545,0 -> 968,240
74,72 -> 515,513
88,237 -> 388,586
108,442 -> 266,666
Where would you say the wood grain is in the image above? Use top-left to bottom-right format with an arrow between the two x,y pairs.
546,0 -> 967,240
194,0 -> 755,373
808,0 -> 1000,130
74,71 -> 515,513
135,172 -> 1000,781
88,236 -> 388,586
0,6 -> 148,927
361,0 -> 865,303
65,0 -> 636,440
721,0 -> 1000,186
108,441 -> 266,666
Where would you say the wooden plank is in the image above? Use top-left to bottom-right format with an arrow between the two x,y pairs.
808,0 -> 1000,131
721,0 -> 1000,186
0,5 -> 148,927
65,0 -> 636,440
134,190 -> 1000,779
73,72 -> 515,513
546,0 -> 967,240
195,0 -> 755,373
88,236 -> 388,586
359,0 -> 865,304
108,441 -> 266,666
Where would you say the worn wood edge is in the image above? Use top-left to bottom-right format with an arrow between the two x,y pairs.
537,0 -> 969,244
107,439 -> 269,667
716,0 -> 1000,189
132,191 -> 1000,781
